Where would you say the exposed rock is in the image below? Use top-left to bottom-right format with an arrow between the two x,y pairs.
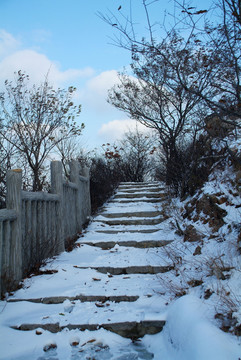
187,279 -> 203,287
35,330 -> 42,335
70,337 -> 80,346
104,320 -> 165,339
43,342 -> 57,352
234,323 -> 241,336
183,194 -> 227,232
235,170 -> 241,184
184,225 -> 203,243
204,288 -> 214,299
193,245 -> 202,256
237,230 -> 241,254
215,311 -> 238,334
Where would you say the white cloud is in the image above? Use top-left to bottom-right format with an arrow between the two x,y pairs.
0,33 -> 120,115
0,49 -> 94,87
87,70 -> 119,94
80,70 -> 120,113
0,30 -> 95,88
0,29 -> 21,58
98,119 -> 148,142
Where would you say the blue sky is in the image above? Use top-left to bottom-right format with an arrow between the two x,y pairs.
0,0 -> 212,150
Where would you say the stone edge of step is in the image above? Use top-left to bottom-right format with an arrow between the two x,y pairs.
7,295 -> 140,304
75,265 -> 174,275
12,319 -> 166,338
81,239 -> 173,249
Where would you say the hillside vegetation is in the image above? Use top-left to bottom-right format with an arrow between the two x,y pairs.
160,126 -> 241,338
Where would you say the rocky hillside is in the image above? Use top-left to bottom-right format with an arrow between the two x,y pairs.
160,127 -> 241,337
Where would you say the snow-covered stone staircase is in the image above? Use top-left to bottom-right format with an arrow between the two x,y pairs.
1,182 -> 174,359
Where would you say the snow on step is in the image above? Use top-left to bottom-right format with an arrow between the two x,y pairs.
10,244 -> 172,279
81,228 -> 174,241
79,265 -> 173,275
7,241 -> 172,301
117,187 -> 164,193
0,181 -> 172,358
78,226 -> 174,248
96,217 -> 164,226
118,182 -> 163,190
4,294 -> 166,333
110,197 -> 165,203
99,210 -> 162,218
114,192 -> 163,199
87,183 -> 168,232
94,228 -> 162,234
102,201 -> 160,212
112,183 -> 166,202
88,221 -> 164,234
59,243 -> 170,267
8,268 -> 165,299
82,240 -> 172,249
108,192 -> 166,204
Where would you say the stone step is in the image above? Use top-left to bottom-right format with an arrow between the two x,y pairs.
8,294 -> 139,304
12,320 -> 166,339
99,210 -> 162,218
119,181 -> 159,185
76,265 -> 173,275
97,217 -> 164,226
118,188 -> 164,193
7,272 -> 165,304
110,198 -> 165,203
114,192 -> 164,199
119,182 -> 161,187
95,228 -> 161,234
82,239 -> 172,249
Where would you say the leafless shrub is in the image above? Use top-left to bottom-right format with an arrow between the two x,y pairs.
156,230 -> 240,333
22,236 -> 59,277
205,254 -> 234,280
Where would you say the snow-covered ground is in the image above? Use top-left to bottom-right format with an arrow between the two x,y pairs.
0,173 -> 240,359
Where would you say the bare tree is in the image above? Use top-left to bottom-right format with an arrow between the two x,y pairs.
222,0 -> 241,25
0,71 -> 84,191
0,128 -> 17,207
117,126 -> 158,181
107,31 -> 204,187
171,0 -> 241,123
101,127 -> 158,182
89,127 -> 158,211
55,136 -> 85,179
100,0 -> 241,119
99,0 -> 241,194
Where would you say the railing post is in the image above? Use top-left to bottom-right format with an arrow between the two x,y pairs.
0,221 -> 3,296
51,161 -> 64,253
82,166 -> 91,219
6,169 -> 23,287
70,160 -> 81,232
